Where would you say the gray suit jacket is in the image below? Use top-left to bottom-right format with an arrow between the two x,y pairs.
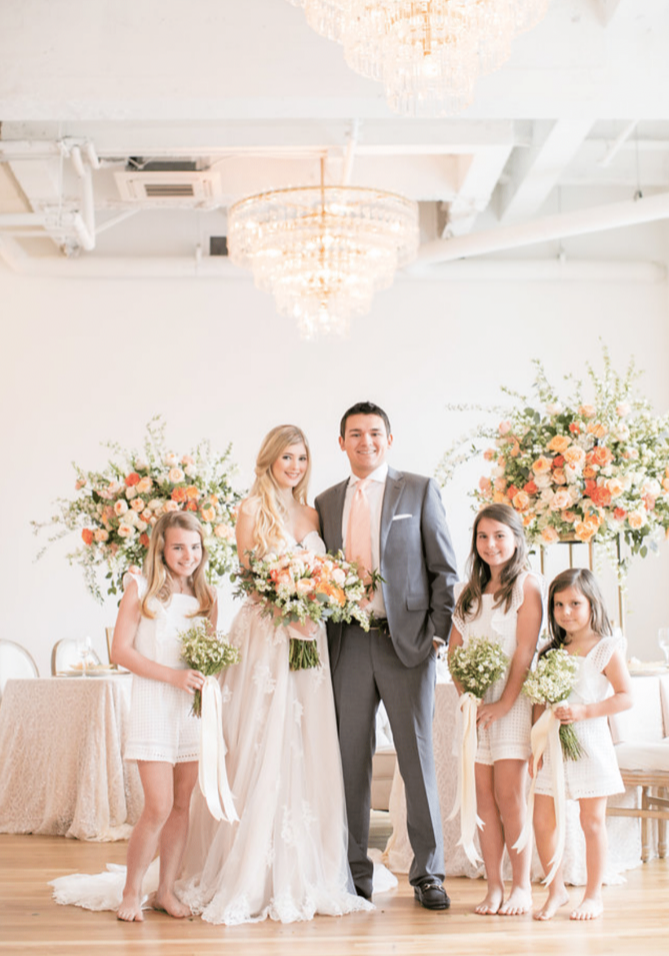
315,467 -> 458,669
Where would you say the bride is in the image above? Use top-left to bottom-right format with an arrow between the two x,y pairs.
176,424 -> 374,924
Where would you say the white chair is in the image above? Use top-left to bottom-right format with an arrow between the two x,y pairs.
51,639 -> 101,676
608,675 -> 669,862
0,640 -> 39,703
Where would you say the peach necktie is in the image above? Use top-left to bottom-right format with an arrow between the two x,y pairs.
345,478 -> 373,584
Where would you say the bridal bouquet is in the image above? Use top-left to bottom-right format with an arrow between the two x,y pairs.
179,619 -> 240,718
521,648 -> 583,760
233,549 -> 372,670
448,635 -> 509,699
32,417 -> 242,601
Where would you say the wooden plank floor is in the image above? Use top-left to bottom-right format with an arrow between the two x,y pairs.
1,831 -> 668,956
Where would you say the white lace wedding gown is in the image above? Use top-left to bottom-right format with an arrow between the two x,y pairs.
52,531 -> 375,924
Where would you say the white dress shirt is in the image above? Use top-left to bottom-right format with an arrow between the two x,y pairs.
342,462 -> 388,618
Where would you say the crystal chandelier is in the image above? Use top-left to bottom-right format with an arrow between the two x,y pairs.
227,181 -> 419,338
288,1 -> 550,116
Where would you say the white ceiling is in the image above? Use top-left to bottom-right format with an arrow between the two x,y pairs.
1,0 -> 669,275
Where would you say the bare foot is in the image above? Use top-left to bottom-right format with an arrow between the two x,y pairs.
533,889 -> 570,921
151,890 -> 191,919
475,886 -> 504,915
117,892 -> 144,922
570,896 -> 603,921
498,885 -> 532,916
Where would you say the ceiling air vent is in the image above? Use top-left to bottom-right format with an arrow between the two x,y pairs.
114,170 -> 222,207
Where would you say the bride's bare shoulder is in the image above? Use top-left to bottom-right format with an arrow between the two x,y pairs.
302,503 -> 320,531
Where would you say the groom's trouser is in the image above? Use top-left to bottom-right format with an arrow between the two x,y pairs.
331,622 -> 444,897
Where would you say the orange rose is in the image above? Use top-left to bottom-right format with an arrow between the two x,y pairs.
201,505 -> 216,522
75,478 -> 87,490
532,456 -> 551,474
583,466 -> 597,479
569,422 -> 581,435
574,521 -> 597,542
185,500 -> 198,512
613,507 -> 627,521
125,472 -> 141,487
523,480 -> 538,495
493,492 -> 508,504
186,485 -> 200,500
479,476 -> 492,495
171,486 -> 188,503
507,485 -> 520,500
483,448 -> 496,462
522,513 -> 533,527
644,495 -> 656,512
590,485 -> 612,508
552,455 -> 565,469
548,435 -> 571,453
139,532 -> 150,547
81,528 -> 94,545
662,476 -> 669,492
509,440 -> 520,458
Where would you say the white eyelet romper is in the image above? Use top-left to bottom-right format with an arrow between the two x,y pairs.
124,573 -> 201,764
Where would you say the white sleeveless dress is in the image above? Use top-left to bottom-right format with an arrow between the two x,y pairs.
176,530 -> 373,924
124,572 -> 200,764
534,635 -> 625,800
453,571 -> 541,764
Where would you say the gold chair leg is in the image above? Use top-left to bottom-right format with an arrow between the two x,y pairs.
641,787 -> 650,864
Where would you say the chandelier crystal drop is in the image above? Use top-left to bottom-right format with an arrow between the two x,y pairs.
288,0 -> 550,116
227,185 -> 419,338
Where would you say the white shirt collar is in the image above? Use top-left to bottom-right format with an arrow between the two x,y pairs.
349,462 -> 389,486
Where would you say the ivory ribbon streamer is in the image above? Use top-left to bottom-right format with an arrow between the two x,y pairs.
198,676 -> 238,823
447,692 -> 483,866
513,704 -> 566,885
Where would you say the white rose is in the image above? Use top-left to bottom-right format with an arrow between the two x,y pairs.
164,452 -> 179,467
114,500 -> 128,516
534,473 -> 552,489
131,498 -> 145,512
550,489 -> 572,511
136,519 -> 148,532
117,523 -> 135,538
642,479 -> 662,497
148,499 -> 163,511
125,486 -> 137,499
185,463 -> 198,477
296,579 -> 313,596
540,488 -> 555,505
134,458 -> 148,471
545,403 -> 563,416
332,568 -> 346,586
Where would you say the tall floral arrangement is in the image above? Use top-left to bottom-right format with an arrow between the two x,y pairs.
33,418 -> 243,601
437,349 -> 669,578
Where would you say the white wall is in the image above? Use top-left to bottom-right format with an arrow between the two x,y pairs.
2,243 -> 669,676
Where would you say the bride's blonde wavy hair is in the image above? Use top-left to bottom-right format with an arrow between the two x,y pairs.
141,511 -> 215,618
248,425 -> 311,557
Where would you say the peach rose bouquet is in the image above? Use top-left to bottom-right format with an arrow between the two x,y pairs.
33,417 -> 242,600
437,348 -> 669,580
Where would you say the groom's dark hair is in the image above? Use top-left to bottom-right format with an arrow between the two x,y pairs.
340,402 -> 392,439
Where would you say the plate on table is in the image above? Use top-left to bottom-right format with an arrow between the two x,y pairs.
57,665 -> 124,678
627,659 -> 668,676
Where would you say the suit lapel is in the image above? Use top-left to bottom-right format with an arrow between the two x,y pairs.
380,467 -> 404,554
328,479 -> 349,554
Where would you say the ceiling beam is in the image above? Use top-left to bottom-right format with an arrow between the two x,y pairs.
496,120 -> 594,222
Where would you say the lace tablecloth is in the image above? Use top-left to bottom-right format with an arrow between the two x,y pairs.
384,679 -> 642,885
0,676 -> 142,841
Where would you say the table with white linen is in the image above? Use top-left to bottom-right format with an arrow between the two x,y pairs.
0,674 -> 142,841
384,678 -> 643,885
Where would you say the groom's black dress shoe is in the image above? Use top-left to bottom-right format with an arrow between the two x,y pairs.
355,885 -> 372,901
413,878 -> 451,910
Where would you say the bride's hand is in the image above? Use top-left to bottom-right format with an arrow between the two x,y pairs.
288,620 -> 319,640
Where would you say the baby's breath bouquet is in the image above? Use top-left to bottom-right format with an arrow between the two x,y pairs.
522,648 -> 583,760
448,635 -> 509,699
179,620 -> 240,717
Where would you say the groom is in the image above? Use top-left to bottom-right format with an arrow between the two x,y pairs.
315,402 -> 458,909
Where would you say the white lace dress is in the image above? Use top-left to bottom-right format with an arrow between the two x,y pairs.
534,635 -> 625,800
176,531 -> 373,924
452,572 -> 540,764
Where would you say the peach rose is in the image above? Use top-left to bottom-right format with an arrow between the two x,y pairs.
201,505 -> 216,522
563,446 -> 586,467
512,491 -> 530,512
562,510 -> 577,523
483,449 -> 496,462
616,403 -> 631,417
186,485 -> 200,500
94,528 -> 109,543
181,455 -> 195,466
493,477 -> 507,493
114,500 -> 128,516
171,487 -> 188,503
579,404 -> 596,419
613,507 -> 627,521
541,527 -> 560,545
522,513 -> 534,527
548,435 -> 571,454
552,468 -> 567,485
142,509 -> 152,521
545,403 -> 563,416
498,420 -> 512,436
574,521 -> 597,542
509,440 -> 520,458
627,510 -> 646,529
550,489 -> 572,511
164,501 -> 179,512
479,476 -> 492,495
137,476 -> 153,495
131,497 -> 145,512
663,477 -> 669,493
583,466 -> 597,479
215,523 -> 235,541
81,528 -> 94,546
532,456 -> 552,475
586,422 -> 608,439
75,478 -> 87,490
493,492 -> 508,504
117,523 -> 134,538
168,467 -> 185,484
643,495 -> 656,512
606,477 -> 625,499
590,446 -> 614,468
623,449 -> 640,460
507,484 -> 520,500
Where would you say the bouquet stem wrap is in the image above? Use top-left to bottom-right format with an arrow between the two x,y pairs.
198,676 -> 238,824
448,692 -> 483,865
513,704 -> 565,885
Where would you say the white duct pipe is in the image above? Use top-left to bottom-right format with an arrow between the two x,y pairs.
413,192 -> 669,268
84,141 -> 101,170
598,120 -> 637,168
341,120 -> 361,186
0,239 -> 663,283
